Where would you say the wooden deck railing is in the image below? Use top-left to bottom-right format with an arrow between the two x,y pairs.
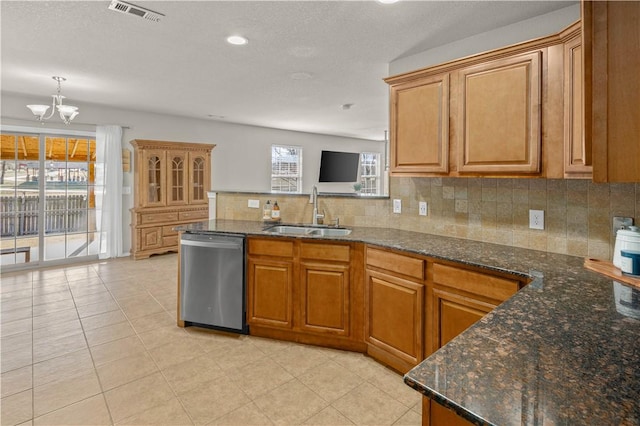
0,194 -> 88,237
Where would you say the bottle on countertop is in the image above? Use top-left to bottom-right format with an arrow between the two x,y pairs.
271,201 -> 280,220
263,200 -> 272,220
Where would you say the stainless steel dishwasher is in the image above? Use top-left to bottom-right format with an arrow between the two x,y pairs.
179,233 -> 247,334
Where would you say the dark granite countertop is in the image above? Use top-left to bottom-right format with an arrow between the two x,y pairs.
180,219 -> 640,425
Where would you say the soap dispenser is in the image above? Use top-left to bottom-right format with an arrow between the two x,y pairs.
272,201 -> 280,221
262,200 -> 272,220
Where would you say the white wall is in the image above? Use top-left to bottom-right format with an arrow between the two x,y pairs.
0,3 -> 580,258
1,92 -> 384,255
389,4 -> 580,76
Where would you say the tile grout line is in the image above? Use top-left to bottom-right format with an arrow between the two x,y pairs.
5,255 -> 422,426
28,267 -> 110,423
30,269 -> 35,426
66,268 -> 116,426
95,263 -> 196,426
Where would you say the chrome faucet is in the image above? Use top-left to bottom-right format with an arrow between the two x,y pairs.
311,185 -> 325,225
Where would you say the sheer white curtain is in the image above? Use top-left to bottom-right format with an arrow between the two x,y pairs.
95,125 -> 123,259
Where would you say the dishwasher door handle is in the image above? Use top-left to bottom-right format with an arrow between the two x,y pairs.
180,239 -> 243,250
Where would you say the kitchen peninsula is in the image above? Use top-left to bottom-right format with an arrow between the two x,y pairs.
179,219 -> 640,425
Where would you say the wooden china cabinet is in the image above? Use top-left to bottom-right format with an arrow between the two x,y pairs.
130,139 -> 215,259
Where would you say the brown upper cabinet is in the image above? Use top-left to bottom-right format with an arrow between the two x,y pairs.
583,0 -> 640,182
386,36 -> 559,178
387,11 -> 640,182
454,51 -> 542,174
390,74 -> 449,174
563,28 -> 591,178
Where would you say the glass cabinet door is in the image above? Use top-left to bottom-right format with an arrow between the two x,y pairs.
189,154 -> 208,204
167,151 -> 187,205
142,150 -> 165,207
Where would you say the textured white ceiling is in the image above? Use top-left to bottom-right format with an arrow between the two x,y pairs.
1,1 -> 574,140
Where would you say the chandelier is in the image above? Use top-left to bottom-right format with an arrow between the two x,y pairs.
27,76 -> 79,125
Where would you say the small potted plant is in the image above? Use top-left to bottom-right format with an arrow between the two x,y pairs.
353,183 -> 362,193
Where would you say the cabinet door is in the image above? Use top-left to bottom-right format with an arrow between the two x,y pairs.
299,261 -> 350,337
425,398 -> 475,426
584,0 -> 640,182
188,152 -> 209,204
564,35 -> 591,177
431,288 -> 495,350
140,227 -> 162,250
247,257 -> 294,329
140,150 -> 166,207
390,74 -> 449,174
167,151 -> 187,206
455,51 -> 541,174
365,269 -> 424,368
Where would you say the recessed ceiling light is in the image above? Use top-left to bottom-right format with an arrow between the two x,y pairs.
226,35 -> 248,46
377,0 -> 400,3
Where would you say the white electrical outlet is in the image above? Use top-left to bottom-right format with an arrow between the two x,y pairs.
613,216 -> 633,236
248,199 -> 260,208
419,201 -> 427,216
529,209 -> 545,230
393,199 -> 402,214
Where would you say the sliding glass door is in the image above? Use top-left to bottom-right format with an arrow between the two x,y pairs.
0,131 -> 98,268
0,133 -> 40,265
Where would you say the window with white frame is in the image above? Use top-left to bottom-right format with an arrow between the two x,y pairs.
359,152 -> 380,195
271,145 -> 302,193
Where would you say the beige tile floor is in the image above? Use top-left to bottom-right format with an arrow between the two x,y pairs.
1,254 -> 422,425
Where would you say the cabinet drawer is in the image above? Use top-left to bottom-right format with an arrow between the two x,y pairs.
162,226 -> 178,237
301,242 -> 350,262
179,209 -> 208,221
162,235 -> 179,247
248,238 -> 294,257
366,247 -> 424,280
140,212 -> 179,224
432,263 -> 519,302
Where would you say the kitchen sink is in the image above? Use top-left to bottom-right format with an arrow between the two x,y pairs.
312,227 -> 352,236
265,225 -> 351,236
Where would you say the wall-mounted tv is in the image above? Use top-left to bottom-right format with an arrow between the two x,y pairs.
318,150 -> 360,182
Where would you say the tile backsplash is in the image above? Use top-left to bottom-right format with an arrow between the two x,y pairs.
215,178 -> 639,260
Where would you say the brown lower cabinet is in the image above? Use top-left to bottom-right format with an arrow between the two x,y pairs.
246,237 -> 365,351
247,238 -> 295,329
299,241 -> 352,337
428,261 -> 522,354
424,261 -> 525,426
241,238 -> 527,425
423,398 -> 474,426
365,246 -> 426,374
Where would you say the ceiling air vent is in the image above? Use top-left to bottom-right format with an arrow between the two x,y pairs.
108,0 -> 164,22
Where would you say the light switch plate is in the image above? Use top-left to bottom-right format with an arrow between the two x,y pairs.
122,186 -> 131,195
393,199 -> 402,214
529,209 -> 544,230
419,201 -> 427,216
248,199 -> 260,209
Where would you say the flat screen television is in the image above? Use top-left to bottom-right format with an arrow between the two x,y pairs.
318,150 -> 360,182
